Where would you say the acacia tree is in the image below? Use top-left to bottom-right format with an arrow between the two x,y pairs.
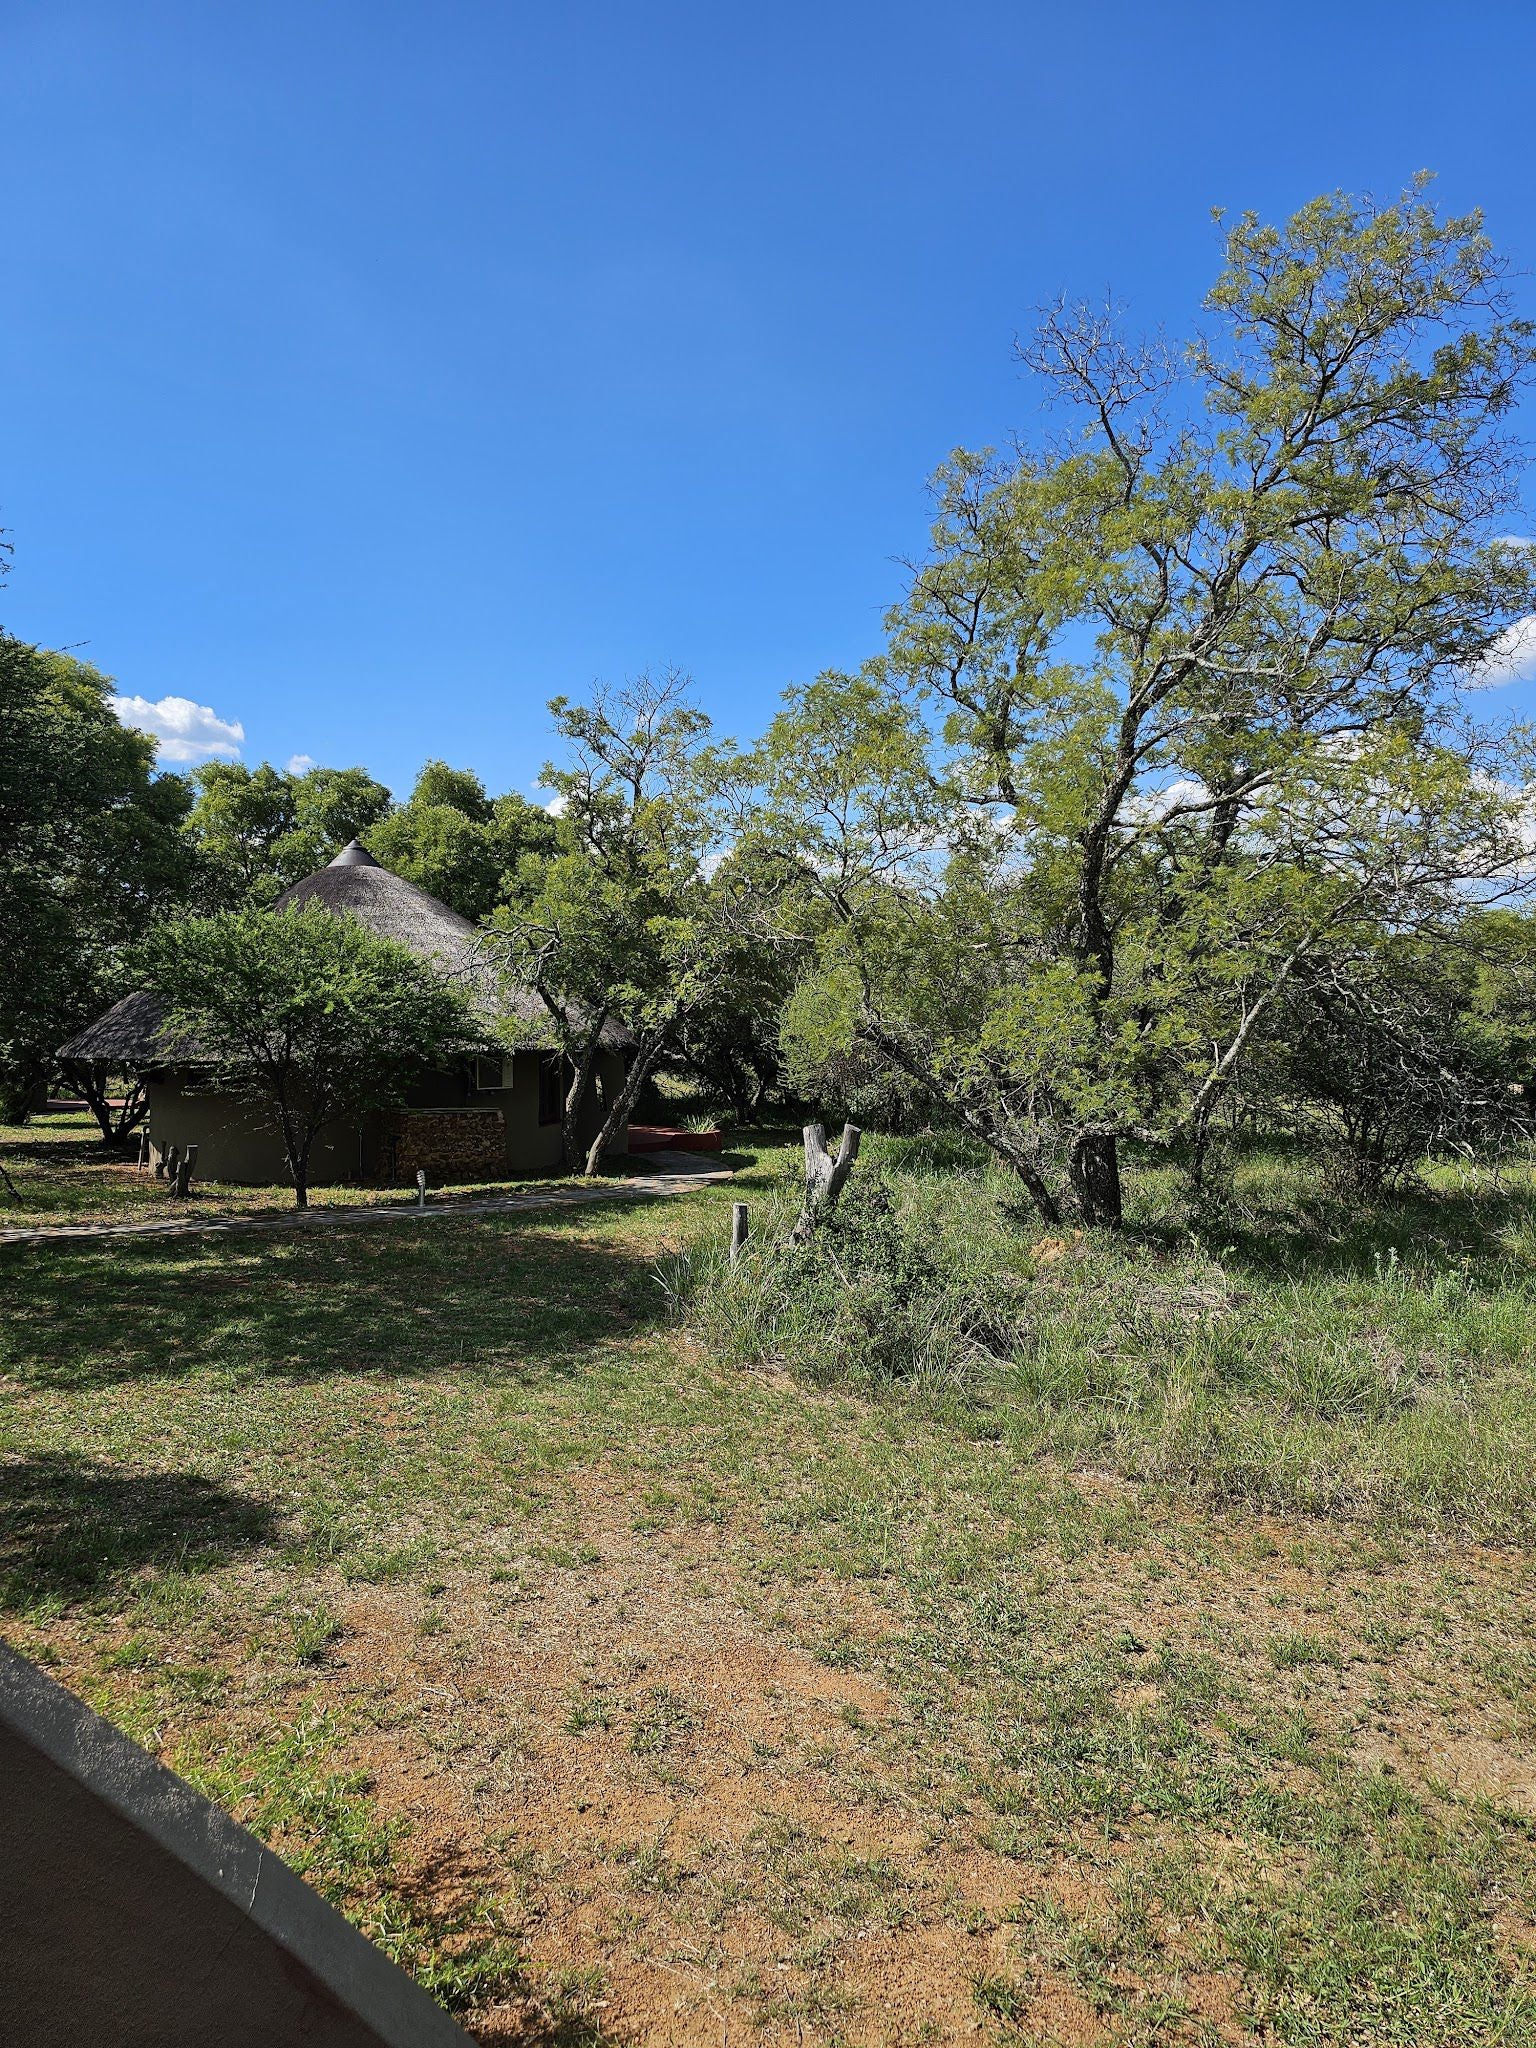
487,672 -> 742,1174
749,184 -> 1536,1226
143,903 -> 474,1206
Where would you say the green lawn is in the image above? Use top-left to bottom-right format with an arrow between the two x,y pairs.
5,1119 -> 1536,2043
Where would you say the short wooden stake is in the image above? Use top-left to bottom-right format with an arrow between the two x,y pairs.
162,1143 -> 180,1189
137,1130 -> 149,1172
174,1145 -> 198,1199
416,1169 -> 427,1210
729,1202 -> 749,1268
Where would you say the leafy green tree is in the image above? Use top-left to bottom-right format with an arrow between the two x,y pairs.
408,759 -> 493,822
662,861 -> 796,1123
369,801 -> 502,921
367,761 -> 530,921
185,761 -> 393,904
489,672 -> 744,1173
0,636 -> 197,1124
1457,910 -> 1536,1077
1246,909 -> 1536,1194
142,902 -> 474,1206
749,184 -> 1536,1225
488,791 -> 560,907
184,762 -> 299,903
287,766 -> 393,874
667,978 -> 785,1125
185,754 -> 558,922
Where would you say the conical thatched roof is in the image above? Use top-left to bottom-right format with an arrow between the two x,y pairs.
59,842 -> 625,1065
275,842 -> 538,1028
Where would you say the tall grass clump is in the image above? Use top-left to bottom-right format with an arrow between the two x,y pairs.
664,1137 -> 1536,1539
661,1164 -> 1031,1390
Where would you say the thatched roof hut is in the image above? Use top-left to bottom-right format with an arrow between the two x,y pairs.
59,842 -> 624,1066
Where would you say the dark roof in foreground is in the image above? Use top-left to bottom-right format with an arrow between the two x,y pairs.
59,841 -> 629,1065
59,988 -> 179,1066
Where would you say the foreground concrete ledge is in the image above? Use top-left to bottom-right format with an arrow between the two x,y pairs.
0,1639 -> 472,2047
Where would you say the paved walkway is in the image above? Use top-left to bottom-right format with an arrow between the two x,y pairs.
0,1151 -> 733,1247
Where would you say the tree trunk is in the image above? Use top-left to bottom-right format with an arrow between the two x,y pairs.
1007,1153 -> 1063,1227
791,1122 -> 861,1240
726,1055 -> 754,1127
561,1043 -> 601,1173
114,1079 -> 148,1145
64,1062 -> 145,1146
1189,1103 -> 1213,1192
583,1037 -> 665,1176
69,1062 -> 116,1144
278,1104 -> 311,1209
1068,1133 -> 1122,1228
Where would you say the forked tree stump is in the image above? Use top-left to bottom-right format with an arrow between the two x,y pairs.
792,1122 -> 861,1241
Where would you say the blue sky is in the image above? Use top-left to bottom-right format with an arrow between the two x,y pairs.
4,0 -> 1536,798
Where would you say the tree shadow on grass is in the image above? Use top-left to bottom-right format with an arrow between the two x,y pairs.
1116,1134 -> 1536,1289
0,1452 -> 278,1612
0,1209 -> 691,1392
1130,1180 -> 1536,1290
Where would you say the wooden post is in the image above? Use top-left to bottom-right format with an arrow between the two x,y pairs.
792,1122 -> 861,1241
729,1202 -> 749,1268
416,1169 -> 427,1210
162,1144 -> 180,1189
137,1129 -> 150,1172
174,1145 -> 198,1199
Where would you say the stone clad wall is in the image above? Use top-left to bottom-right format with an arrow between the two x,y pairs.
380,1107 -> 506,1183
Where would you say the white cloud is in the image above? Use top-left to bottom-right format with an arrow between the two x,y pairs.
286,753 -> 317,775
1120,775 -> 1211,827
111,693 -> 245,764
1465,615 -> 1536,690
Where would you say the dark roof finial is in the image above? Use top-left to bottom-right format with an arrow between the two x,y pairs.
328,840 -> 381,868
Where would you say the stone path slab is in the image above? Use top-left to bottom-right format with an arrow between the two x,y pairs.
0,1151 -> 733,1248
